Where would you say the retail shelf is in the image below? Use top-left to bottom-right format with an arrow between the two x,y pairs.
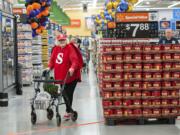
124,69 -> 142,72
124,78 -> 142,81
143,69 -> 162,72
103,105 -> 142,109
123,60 -> 142,64
102,70 -> 123,73
142,96 -> 179,99
104,115 -> 142,119
142,60 -> 162,63
142,105 -> 179,109
102,79 -> 123,82
103,61 -> 123,64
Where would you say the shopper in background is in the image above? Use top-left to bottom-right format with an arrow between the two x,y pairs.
159,29 -> 179,44
76,35 -> 82,47
48,34 -> 82,120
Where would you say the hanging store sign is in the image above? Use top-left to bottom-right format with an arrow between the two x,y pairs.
116,12 -> 158,22
173,9 -> 180,20
176,21 -> 180,30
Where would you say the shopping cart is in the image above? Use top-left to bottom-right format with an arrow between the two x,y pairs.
31,70 -> 78,126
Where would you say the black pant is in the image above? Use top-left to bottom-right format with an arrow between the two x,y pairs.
62,80 -> 77,113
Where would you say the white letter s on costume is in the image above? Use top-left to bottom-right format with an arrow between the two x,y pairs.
56,53 -> 63,64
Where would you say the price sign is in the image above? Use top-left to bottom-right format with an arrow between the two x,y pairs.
116,22 -> 158,38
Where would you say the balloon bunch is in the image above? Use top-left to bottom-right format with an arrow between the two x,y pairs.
25,0 -> 51,37
93,0 -> 138,29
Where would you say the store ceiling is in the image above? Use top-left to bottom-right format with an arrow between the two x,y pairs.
56,0 -> 180,10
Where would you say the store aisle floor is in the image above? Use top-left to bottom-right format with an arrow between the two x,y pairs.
1,61 -> 180,135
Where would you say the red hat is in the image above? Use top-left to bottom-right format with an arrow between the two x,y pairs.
57,34 -> 67,41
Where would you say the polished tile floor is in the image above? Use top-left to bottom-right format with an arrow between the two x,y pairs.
1,61 -> 180,135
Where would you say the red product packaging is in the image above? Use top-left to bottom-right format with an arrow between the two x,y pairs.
153,109 -> 161,115
153,73 -> 162,78
152,100 -> 161,105
162,81 -> 171,87
133,82 -> 141,88
114,73 -> 123,79
144,45 -> 152,51
133,54 -> 142,60
173,63 -> 180,69
154,64 -> 162,70
162,99 -> 170,105
144,73 -> 152,79
104,46 -> 113,52
152,91 -> 161,97
154,54 -> 162,60
144,54 -> 152,60
171,99 -> 179,105
115,55 -> 123,61
124,82 -> 132,88
172,72 -> 180,78
133,109 -> 142,115
103,101 -> 113,106
144,64 -> 153,69
171,90 -> 178,96
133,45 -> 142,51
163,45 -> 172,50
134,64 -> 142,69
103,92 -> 113,98
133,100 -> 141,106
113,92 -> 122,97
172,44 -> 180,50
143,82 -> 152,89
133,91 -> 141,97
133,72 -> 142,79
173,54 -> 180,59
115,64 -> 123,70
124,45 -> 132,51
142,100 -> 151,106
123,100 -> 133,106
162,109 -> 170,115
124,54 -> 132,60
163,63 -> 172,69
153,45 -> 161,51
113,100 -> 122,106
143,109 -> 152,115
123,91 -> 132,97
104,55 -> 113,61
124,73 -> 133,79
161,90 -> 170,96
163,72 -> 171,78
114,46 -> 123,51
104,109 -> 113,116
103,74 -> 113,79
152,82 -> 161,88
104,64 -> 113,70
142,91 -> 151,97
163,54 -> 172,60
114,83 -> 121,88
124,64 -> 133,69
117,109 -> 123,116
124,109 -> 133,116
104,82 -> 112,88
171,108 -> 179,114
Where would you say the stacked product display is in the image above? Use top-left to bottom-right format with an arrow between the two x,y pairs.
99,39 -> 180,125
41,30 -> 49,68
48,29 -> 55,57
17,24 -> 33,85
32,35 -> 43,78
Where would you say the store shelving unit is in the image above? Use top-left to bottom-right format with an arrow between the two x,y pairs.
17,24 -> 33,85
32,35 -> 43,78
99,39 -> 180,125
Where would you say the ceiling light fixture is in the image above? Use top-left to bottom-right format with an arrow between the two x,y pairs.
168,2 -> 180,8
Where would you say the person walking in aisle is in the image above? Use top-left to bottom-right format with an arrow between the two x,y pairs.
159,29 -> 179,44
48,34 -> 83,120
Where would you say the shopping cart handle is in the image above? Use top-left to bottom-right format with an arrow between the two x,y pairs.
33,79 -> 63,83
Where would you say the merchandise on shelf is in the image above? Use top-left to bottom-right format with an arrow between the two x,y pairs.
17,23 -> 33,85
99,39 -> 180,119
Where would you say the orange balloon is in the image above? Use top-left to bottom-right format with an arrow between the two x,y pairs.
42,9 -> 49,16
36,28 -> 42,34
40,26 -> 45,30
27,5 -> 33,12
32,2 -> 41,10
31,22 -> 38,29
45,7 -> 50,10
36,13 -> 42,19
42,2 -> 46,6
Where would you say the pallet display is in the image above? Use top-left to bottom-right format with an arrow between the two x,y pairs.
17,23 -> 33,85
41,30 -> 49,68
99,39 -> 180,125
32,35 -> 43,78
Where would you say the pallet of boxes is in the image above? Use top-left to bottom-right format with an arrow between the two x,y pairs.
99,39 -> 180,125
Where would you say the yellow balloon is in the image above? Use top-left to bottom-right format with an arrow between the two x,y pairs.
113,1 -> 119,9
106,2 -> 113,10
128,0 -> 138,4
116,0 -> 121,2
101,14 -> 105,19
108,9 -> 112,15
104,20 -> 108,24
111,11 -> 115,18
127,4 -> 133,12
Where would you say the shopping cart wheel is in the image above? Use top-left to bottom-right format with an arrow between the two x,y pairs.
56,114 -> 61,126
47,109 -> 54,120
31,112 -> 37,125
71,111 -> 78,121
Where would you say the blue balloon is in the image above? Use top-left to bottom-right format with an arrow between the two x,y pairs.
40,7 -> 46,12
32,30 -> 37,37
117,6 -> 122,12
120,2 -> 128,11
97,14 -> 101,19
46,1 -> 51,6
30,10 -> 36,18
35,10 -> 40,16
104,10 -> 109,16
26,0 -> 31,3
